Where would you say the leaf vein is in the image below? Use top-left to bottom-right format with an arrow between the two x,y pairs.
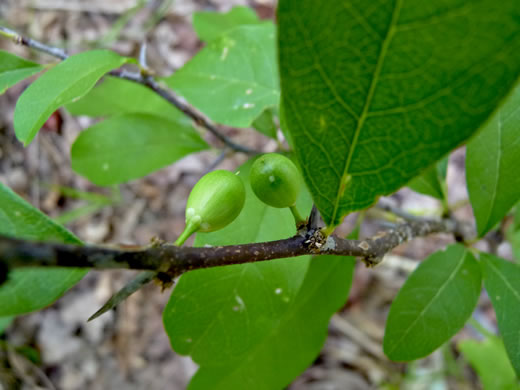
386,250 -> 467,355
329,0 -> 402,226
487,260 -> 520,302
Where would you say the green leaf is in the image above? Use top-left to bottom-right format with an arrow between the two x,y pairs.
252,108 -> 278,139
408,157 -> 448,200
0,50 -> 43,94
163,160 -> 355,390
467,83 -> 520,237
14,50 -> 128,145
0,183 -> 86,316
189,255 -> 355,390
71,113 -> 208,186
193,6 -> 261,42
166,24 -> 279,128
481,253 -> 520,377
0,316 -> 13,334
66,77 -> 186,123
278,0 -> 520,228
459,336 -> 520,390
384,244 -> 481,361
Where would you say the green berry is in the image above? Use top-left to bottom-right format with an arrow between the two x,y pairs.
250,153 -> 302,208
185,170 -> 245,233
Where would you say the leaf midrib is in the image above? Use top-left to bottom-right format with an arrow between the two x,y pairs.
486,258 -> 520,302
19,53 -> 125,143
76,137 -> 206,162
209,257 -> 337,389
482,111 -> 503,235
0,66 -> 42,77
329,0 -> 403,226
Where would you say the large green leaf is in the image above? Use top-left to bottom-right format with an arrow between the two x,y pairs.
0,50 -> 43,95
408,157 -> 448,201
163,160 -> 355,389
467,83 -> 520,237
384,244 -> 481,360
65,77 -> 186,123
0,183 -> 86,316
14,50 -> 128,145
278,0 -> 520,228
459,336 -> 520,390
71,113 -> 208,186
193,6 -> 261,42
166,24 -> 279,128
481,253 -> 520,377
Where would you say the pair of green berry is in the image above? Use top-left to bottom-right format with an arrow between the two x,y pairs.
175,154 -> 303,246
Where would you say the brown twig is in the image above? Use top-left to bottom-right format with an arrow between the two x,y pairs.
0,26 -> 67,60
0,216 -> 474,279
0,26 -> 256,155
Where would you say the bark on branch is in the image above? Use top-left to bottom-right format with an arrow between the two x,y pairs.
0,216 -> 474,282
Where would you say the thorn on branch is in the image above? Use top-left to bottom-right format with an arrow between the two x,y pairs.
88,270 -> 157,321
307,204 -> 320,230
